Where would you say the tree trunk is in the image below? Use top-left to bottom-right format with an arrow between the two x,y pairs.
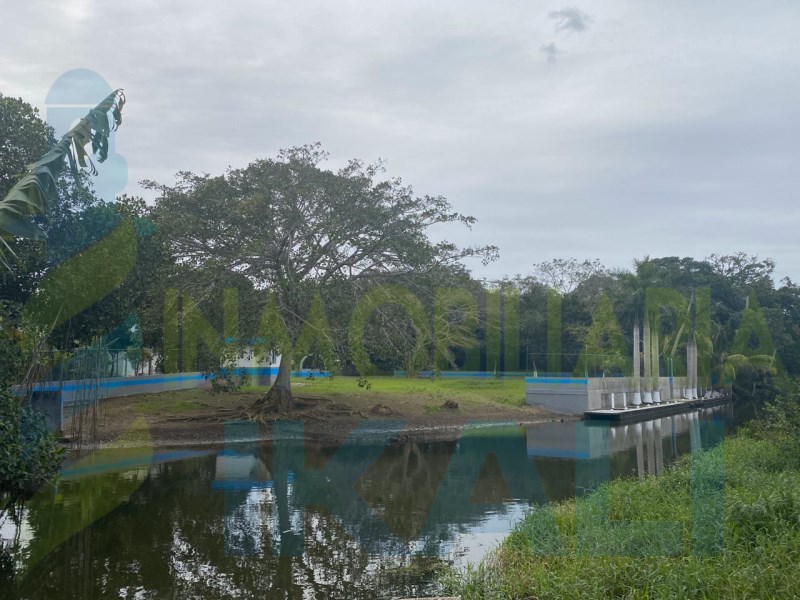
254,354 -> 293,414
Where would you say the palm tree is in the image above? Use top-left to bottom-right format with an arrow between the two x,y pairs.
0,89 -> 125,268
714,351 -> 776,390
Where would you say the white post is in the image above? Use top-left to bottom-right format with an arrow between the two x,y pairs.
652,322 -> 661,404
632,322 -> 642,406
643,317 -> 653,404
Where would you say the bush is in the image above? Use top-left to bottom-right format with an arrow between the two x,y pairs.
744,377 -> 800,466
203,344 -> 250,394
0,390 -> 63,518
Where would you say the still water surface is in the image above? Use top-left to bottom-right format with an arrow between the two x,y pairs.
3,402 -> 751,599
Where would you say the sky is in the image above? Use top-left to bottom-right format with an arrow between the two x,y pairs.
3,0 -> 800,282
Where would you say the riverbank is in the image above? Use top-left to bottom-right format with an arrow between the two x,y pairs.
76,376 -> 560,447
440,431 -> 800,599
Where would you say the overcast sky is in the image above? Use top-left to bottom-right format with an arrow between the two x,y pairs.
3,0 -> 800,282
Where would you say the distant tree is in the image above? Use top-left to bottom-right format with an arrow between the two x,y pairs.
531,258 -> 605,295
577,293 -> 628,376
707,252 -> 775,289
766,279 -> 800,376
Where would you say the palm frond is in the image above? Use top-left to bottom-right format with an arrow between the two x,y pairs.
0,89 -> 126,268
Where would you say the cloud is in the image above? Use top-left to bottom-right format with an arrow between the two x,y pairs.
548,7 -> 593,33
540,42 -> 558,63
5,0 -> 800,283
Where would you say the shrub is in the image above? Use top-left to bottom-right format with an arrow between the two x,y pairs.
0,389 -> 63,519
204,344 -> 251,394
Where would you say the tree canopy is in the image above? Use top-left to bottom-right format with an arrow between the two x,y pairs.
149,143 -> 497,410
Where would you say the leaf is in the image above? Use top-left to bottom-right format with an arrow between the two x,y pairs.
0,89 -> 126,269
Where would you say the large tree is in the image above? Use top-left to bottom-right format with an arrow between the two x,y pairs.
150,143 -> 496,412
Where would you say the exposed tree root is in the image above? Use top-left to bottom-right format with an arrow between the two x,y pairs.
253,384 -> 293,415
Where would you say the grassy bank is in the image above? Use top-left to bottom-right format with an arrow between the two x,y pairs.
280,375 -> 526,409
441,432 -> 800,598
126,376 -> 527,417
83,375 -> 543,447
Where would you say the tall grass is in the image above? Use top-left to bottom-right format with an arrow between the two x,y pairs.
441,434 -> 800,598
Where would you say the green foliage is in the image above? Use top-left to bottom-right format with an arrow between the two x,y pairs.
745,377 -> 800,464
433,287 -> 479,370
0,315 -> 25,388
24,218 -> 137,333
0,389 -> 63,517
0,94 -> 54,250
150,144 -> 496,403
349,284 -> 431,376
576,293 -> 627,375
0,91 -> 154,360
204,343 -> 251,394
0,89 -> 125,268
292,293 -> 336,369
732,291 -> 779,364
254,291 -> 292,359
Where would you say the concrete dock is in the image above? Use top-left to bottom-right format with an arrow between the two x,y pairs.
584,393 -> 732,423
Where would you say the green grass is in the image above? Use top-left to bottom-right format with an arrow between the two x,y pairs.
105,376 -> 532,425
440,434 -> 800,599
283,375 -> 526,407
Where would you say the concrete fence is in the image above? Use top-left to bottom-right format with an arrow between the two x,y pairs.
24,366 -> 280,433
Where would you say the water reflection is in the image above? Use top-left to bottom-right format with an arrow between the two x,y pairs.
526,404 -> 734,484
3,403 -> 744,599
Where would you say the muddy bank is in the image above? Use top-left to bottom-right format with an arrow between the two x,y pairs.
64,387 -> 572,448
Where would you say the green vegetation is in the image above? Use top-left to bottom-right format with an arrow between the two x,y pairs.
0,391 -> 64,517
441,384 -> 800,599
109,376 -> 529,423
0,90 -> 127,522
0,89 -> 125,268
0,328 -> 62,517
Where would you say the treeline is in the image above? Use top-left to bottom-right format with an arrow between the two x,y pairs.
2,93 -> 798,403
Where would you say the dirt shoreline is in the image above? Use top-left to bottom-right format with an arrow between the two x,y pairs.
64,386 -> 574,449
83,416 -> 572,449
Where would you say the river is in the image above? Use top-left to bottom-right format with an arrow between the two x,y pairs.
1,401 -> 753,599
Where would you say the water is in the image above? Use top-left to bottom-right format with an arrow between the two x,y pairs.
2,401 -> 752,599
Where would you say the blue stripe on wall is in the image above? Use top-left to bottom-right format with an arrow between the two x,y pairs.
32,367 -> 279,393
394,370 -> 527,379
525,377 -> 588,385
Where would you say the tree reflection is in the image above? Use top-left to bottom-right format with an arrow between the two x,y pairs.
6,411 -> 734,598
10,426 -> 541,599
